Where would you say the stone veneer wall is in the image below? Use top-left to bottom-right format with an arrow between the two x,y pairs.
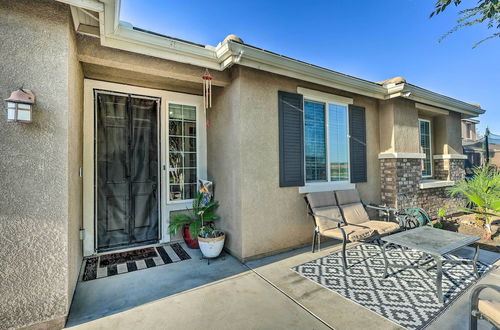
380,158 -> 465,218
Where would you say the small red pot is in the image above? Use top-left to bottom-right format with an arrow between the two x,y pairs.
183,225 -> 199,249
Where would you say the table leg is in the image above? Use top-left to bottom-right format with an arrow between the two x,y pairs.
472,245 -> 480,278
435,256 -> 443,303
382,242 -> 390,278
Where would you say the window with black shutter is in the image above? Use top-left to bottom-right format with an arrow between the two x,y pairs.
349,105 -> 367,183
278,91 -> 304,187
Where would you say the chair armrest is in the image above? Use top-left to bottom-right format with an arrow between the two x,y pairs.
365,204 -> 392,212
309,213 -> 345,225
471,284 -> 500,308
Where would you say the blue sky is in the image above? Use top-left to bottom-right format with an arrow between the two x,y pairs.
121,0 -> 499,134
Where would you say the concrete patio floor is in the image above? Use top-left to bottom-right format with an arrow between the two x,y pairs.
67,241 -> 499,330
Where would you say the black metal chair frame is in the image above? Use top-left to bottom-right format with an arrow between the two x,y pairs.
304,196 -> 395,270
470,284 -> 500,330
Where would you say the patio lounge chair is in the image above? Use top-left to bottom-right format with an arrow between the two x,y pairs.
305,189 -> 399,269
470,284 -> 500,330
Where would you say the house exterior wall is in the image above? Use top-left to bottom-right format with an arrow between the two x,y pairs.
379,101 -> 466,217
0,0 -> 81,328
393,99 -> 420,153
67,15 -> 84,308
210,66 -> 381,260
207,68 -> 244,257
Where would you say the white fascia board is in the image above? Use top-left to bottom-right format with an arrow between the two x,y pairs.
227,42 -> 388,99
401,84 -> 485,116
415,103 -> 449,116
297,87 -> 353,104
56,0 -> 104,12
101,24 -> 224,70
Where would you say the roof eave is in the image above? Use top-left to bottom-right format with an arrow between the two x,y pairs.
63,0 -> 487,114
226,42 -> 388,100
385,83 -> 485,116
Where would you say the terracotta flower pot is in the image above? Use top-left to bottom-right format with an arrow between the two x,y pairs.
182,225 -> 199,249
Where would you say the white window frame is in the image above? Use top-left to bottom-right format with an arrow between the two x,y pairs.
83,79 -> 206,256
418,118 -> 433,178
298,88 -> 355,193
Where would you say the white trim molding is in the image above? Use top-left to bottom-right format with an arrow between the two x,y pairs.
298,87 -> 354,105
419,179 -> 455,189
299,182 -> 355,194
378,153 -> 426,159
415,103 -> 449,116
433,154 -> 468,160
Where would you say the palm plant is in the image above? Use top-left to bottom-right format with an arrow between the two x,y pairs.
449,166 -> 500,240
168,192 -> 219,238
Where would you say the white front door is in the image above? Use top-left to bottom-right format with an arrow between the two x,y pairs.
83,79 -> 206,256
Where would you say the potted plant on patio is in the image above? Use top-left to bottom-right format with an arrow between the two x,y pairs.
168,191 -> 224,256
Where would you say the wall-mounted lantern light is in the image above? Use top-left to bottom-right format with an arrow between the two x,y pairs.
5,88 -> 35,123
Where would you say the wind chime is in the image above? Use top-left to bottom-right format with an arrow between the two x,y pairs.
202,69 -> 213,127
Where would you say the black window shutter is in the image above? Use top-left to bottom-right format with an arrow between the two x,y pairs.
278,91 -> 304,187
349,105 -> 367,183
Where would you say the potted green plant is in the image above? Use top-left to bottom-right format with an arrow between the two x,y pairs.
168,192 -> 223,255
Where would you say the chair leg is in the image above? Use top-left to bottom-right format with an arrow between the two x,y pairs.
317,233 -> 321,252
342,239 -> 347,270
312,230 -> 317,253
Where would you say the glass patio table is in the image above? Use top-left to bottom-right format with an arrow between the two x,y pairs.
380,226 -> 480,303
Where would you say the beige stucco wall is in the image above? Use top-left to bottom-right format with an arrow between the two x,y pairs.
446,111 -> 462,154
430,111 -> 462,156
0,1 -> 81,328
67,14 -> 84,309
378,100 -> 395,153
207,69 -> 243,257
393,99 -> 420,153
209,66 -> 381,260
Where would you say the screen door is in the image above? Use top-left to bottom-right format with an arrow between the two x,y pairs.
95,92 -> 160,250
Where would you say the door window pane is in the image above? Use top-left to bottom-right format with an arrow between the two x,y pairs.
329,104 -> 349,182
168,104 -> 197,200
304,101 -> 327,182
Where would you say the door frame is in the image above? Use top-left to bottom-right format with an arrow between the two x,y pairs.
83,79 -> 206,256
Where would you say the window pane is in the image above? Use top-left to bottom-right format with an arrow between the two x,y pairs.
184,184 -> 197,200
304,101 -> 327,182
419,120 -> 432,177
184,153 -> 197,167
169,137 -> 183,152
329,104 -> 349,182
170,184 -> 183,200
169,168 -> 183,184
169,104 -> 183,120
184,121 -> 196,136
184,137 -> 196,152
169,152 -> 183,169
169,120 -> 182,136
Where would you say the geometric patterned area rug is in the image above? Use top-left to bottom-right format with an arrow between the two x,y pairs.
81,243 -> 191,282
292,243 -> 496,330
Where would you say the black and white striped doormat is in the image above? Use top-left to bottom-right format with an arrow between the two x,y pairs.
82,243 -> 192,281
